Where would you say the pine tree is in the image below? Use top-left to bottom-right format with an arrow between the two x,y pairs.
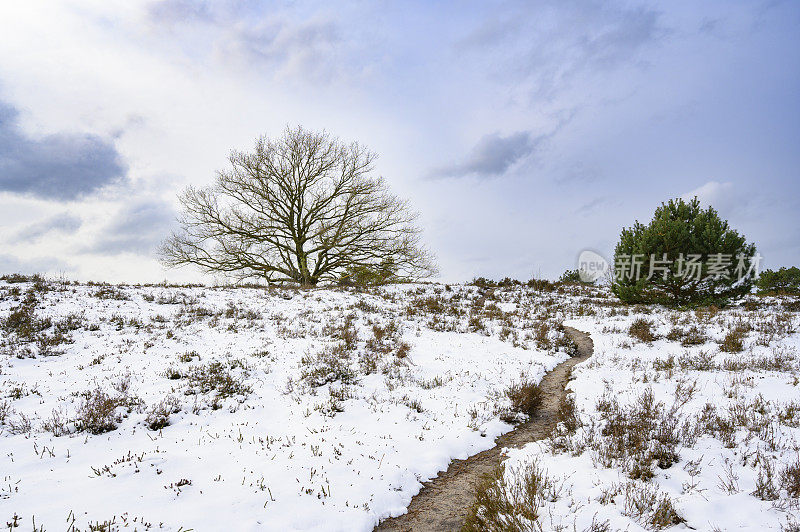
756,266 -> 800,294
612,198 -> 757,307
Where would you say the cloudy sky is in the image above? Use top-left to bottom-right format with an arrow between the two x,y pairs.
0,0 -> 798,283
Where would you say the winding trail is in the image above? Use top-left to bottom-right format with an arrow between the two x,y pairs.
375,326 -> 594,532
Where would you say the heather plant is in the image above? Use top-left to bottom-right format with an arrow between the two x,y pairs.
502,376 -> 543,422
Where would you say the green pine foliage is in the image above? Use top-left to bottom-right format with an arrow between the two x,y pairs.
756,266 -> 800,295
612,198 -> 756,307
558,268 -> 594,285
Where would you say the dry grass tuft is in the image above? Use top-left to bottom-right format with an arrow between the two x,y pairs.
185,361 -> 251,398
719,328 -> 746,353
781,458 -> 800,498
76,388 -> 135,434
629,318 -> 655,343
462,460 -> 558,532
555,393 -> 580,433
146,395 -> 181,430
502,377 -> 543,422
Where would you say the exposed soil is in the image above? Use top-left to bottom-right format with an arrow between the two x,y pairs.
375,326 -> 594,532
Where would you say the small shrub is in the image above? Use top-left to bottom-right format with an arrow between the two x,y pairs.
76,388 -> 131,434
781,458 -> 800,498
301,345 -> 357,388
503,377 -> 543,421
463,461 -> 558,532
179,351 -> 199,363
667,326 -> 707,346
364,321 -> 402,356
1,273 -> 44,284
332,315 -> 358,350
93,286 -> 130,300
555,393 -> 579,433
527,278 -> 555,291
533,322 -> 551,350
468,314 -> 486,332
752,455 -> 779,501
372,323 -> 388,342
164,366 -> 183,380
652,355 -> 676,373
407,296 -> 446,316
625,482 -> 685,530
619,481 -> 684,529
681,325 -> 707,346
7,413 -> 33,435
146,395 -> 181,430
185,361 -> 250,398
395,341 -> 411,359
553,326 -> 580,356
629,318 -> 655,343
558,268 -> 593,285
648,492 -> 685,529
358,350 -> 379,375
338,261 -> 396,287
594,388 -> 681,479
2,293 -> 51,341
322,385 -> 355,414
719,329 -> 745,353
42,408 -> 71,436
0,400 -> 13,424
402,396 -> 424,413
470,277 -> 495,288
679,351 -> 717,371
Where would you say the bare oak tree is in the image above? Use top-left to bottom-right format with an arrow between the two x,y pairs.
160,127 -> 437,285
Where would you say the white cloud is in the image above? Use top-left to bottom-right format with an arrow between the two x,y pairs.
0,0 -> 797,281
682,180 -> 734,205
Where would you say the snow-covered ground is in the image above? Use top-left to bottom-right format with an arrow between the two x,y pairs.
491,296 -> 800,531
0,279 -> 577,531
3,278 -> 798,531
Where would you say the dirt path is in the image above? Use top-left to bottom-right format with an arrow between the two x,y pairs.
375,326 -> 594,532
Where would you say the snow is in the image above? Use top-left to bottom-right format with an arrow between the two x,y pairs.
0,281 -> 569,531
3,280 -> 798,530
498,298 -> 800,531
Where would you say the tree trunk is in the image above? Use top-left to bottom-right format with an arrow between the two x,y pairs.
296,247 -> 316,286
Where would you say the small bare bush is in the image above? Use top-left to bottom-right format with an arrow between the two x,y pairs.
503,377 -> 543,422
42,407 -> 71,436
533,321 -> 551,350
620,481 -> 684,529
719,328 -> 745,353
1,291 -> 51,341
301,345 -> 357,388
334,315 -> 359,350
593,388 -> 681,480
553,325 -> 580,356
185,361 -> 250,398
463,460 -> 559,532
93,286 -> 130,300
395,341 -> 411,359
666,325 -> 707,346
752,454 -> 779,501
146,395 -> 181,430
781,458 -> 800,498
0,400 -> 13,424
629,318 -> 655,343
555,393 -> 580,433
76,388 -> 133,434
7,413 -> 33,435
